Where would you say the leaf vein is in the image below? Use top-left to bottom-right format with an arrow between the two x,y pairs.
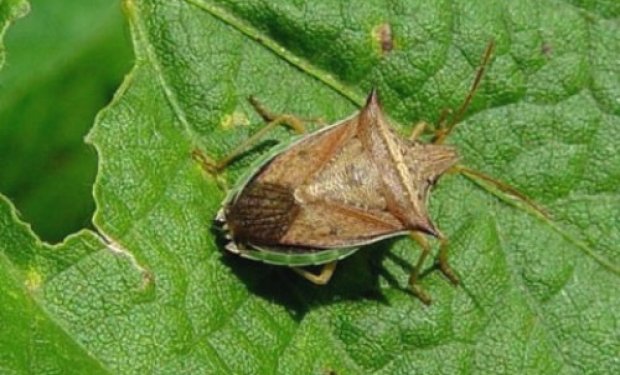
493,217 -> 578,375
183,0 -> 364,106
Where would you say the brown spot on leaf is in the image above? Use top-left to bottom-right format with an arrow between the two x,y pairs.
373,23 -> 394,56
541,41 -> 553,57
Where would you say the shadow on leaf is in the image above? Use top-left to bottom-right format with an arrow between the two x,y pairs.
211,225 -> 414,319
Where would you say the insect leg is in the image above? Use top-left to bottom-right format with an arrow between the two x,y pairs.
408,231 -> 433,305
436,233 -> 459,285
250,96 -> 327,129
192,99 -> 311,174
408,121 -> 428,141
409,108 -> 454,142
292,261 -> 338,285
435,108 -> 453,131
249,96 -> 309,134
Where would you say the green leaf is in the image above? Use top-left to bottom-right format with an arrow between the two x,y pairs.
1,0 -> 619,374
0,195 -> 116,374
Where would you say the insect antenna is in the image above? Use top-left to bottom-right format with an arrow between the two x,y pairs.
453,165 -> 550,219
437,40 -> 551,220
435,39 -> 496,144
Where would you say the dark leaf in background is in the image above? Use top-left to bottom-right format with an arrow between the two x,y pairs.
0,0 -> 132,242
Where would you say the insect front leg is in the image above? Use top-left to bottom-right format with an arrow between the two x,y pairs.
249,96 -> 327,130
408,121 -> 428,141
292,261 -> 338,285
192,97 -> 313,175
409,108 -> 454,142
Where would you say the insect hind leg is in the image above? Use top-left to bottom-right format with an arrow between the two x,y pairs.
293,261 -> 338,285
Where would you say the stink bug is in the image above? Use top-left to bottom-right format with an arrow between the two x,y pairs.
195,41 -> 544,304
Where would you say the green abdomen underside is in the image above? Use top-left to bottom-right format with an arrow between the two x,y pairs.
233,243 -> 360,267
